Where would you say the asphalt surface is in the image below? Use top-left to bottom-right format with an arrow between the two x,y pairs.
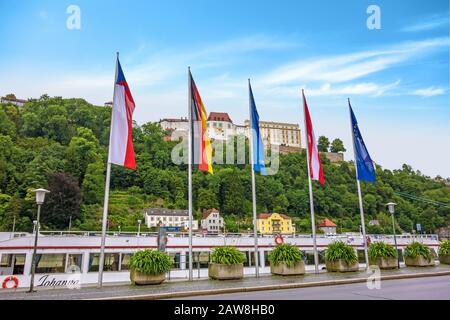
174,275 -> 450,300
0,265 -> 448,300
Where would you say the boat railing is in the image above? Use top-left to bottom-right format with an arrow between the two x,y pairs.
32,231 -> 438,241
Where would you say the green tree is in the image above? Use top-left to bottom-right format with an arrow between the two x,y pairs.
81,161 -> 105,205
317,136 -> 330,152
43,172 -> 82,229
197,188 -> 219,211
330,138 -> 346,153
66,127 -> 101,183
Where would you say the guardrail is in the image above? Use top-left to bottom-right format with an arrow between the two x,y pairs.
22,231 -> 438,241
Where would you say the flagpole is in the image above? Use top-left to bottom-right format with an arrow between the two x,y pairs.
348,98 -> 369,269
97,52 -> 119,288
302,89 -> 319,274
248,79 -> 260,278
188,67 -> 193,281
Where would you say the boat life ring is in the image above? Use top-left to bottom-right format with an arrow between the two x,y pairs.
275,235 -> 284,245
2,276 -> 19,289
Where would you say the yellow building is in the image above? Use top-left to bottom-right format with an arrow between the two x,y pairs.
257,213 -> 295,235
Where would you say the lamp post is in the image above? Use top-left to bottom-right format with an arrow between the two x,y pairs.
137,220 -> 142,237
29,188 -> 50,293
386,202 -> 400,268
68,215 -> 72,232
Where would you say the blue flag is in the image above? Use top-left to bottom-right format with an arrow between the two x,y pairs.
349,102 -> 376,183
249,82 -> 267,175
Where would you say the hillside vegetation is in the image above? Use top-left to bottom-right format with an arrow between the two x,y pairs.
0,95 -> 448,234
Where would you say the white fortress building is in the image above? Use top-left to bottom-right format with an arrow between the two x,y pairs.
159,112 -> 301,149
144,208 -> 198,231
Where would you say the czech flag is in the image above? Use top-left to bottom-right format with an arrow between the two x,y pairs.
303,90 -> 325,185
189,71 -> 213,174
108,58 -> 136,169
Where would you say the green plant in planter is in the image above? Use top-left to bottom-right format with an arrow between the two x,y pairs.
404,242 -> 433,261
269,244 -> 304,267
368,242 -> 397,260
129,249 -> 173,275
438,240 -> 450,255
210,247 -> 245,265
325,241 -> 358,264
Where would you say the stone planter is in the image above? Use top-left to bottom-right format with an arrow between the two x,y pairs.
439,254 -> 450,265
270,261 -> 305,276
130,270 -> 165,285
369,257 -> 398,269
405,256 -> 435,267
326,260 -> 359,272
208,263 -> 244,280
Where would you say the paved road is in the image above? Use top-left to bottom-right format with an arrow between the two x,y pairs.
173,275 -> 450,300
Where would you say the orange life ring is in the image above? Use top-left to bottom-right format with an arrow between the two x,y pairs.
2,276 -> 19,289
275,235 -> 284,245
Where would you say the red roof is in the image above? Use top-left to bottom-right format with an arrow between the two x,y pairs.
208,112 -> 232,123
319,218 -> 337,227
202,208 -> 219,219
257,213 -> 291,220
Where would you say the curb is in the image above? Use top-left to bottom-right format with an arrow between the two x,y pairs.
92,270 -> 450,300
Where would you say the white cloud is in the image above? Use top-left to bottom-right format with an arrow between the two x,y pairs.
412,86 -> 447,97
401,15 -> 449,32
258,37 -> 449,87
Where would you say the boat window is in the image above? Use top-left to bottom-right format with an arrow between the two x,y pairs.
66,254 -> 83,273
0,254 -> 12,267
120,253 -> 131,271
305,251 -> 326,265
88,253 -> 120,272
36,254 -> 66,274
168,253 -> 181,269
88,253 -> 100,272
264,251 -> 270,266
188,252 -> 209,269
357,250 -> 365,263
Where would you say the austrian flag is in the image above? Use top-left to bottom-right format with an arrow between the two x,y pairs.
303,91 -> 325,185
108,59 -> 136,169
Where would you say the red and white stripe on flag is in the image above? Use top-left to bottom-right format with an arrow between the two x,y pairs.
108,59 -> 136,170
303,92 -> 325,185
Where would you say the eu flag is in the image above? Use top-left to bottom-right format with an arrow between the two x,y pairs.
249,81 -> 267,175
349,102 -> 376,183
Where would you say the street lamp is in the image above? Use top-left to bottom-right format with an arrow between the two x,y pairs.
137,220 -> 142,237
29,188 -> 50,293
386,202 -> 400,268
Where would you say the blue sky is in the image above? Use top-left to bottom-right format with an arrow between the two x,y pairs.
0,0 -> 449,177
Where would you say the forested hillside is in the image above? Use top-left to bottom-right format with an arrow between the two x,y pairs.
0,95 -> 448,234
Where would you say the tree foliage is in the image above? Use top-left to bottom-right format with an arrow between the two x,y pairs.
0,96 -> 448,234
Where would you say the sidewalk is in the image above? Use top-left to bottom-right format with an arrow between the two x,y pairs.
0,265 -> 449,300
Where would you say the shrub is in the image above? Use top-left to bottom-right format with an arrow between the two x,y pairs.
129,249 -> 173,275
368,242 -> 397,260
404,242 -> 433,261
438,240 -> 450,255
210,247 -> 245,265
269,244 -> 304,267
325,241 -> 358,264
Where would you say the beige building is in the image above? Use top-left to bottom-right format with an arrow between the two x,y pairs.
245,120 -> 301,148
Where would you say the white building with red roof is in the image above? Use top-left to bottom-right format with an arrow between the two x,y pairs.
200,208 -> 224,234
318,218 -> 337,235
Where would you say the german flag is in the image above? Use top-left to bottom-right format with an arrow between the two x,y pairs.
189,71 -> 213,174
